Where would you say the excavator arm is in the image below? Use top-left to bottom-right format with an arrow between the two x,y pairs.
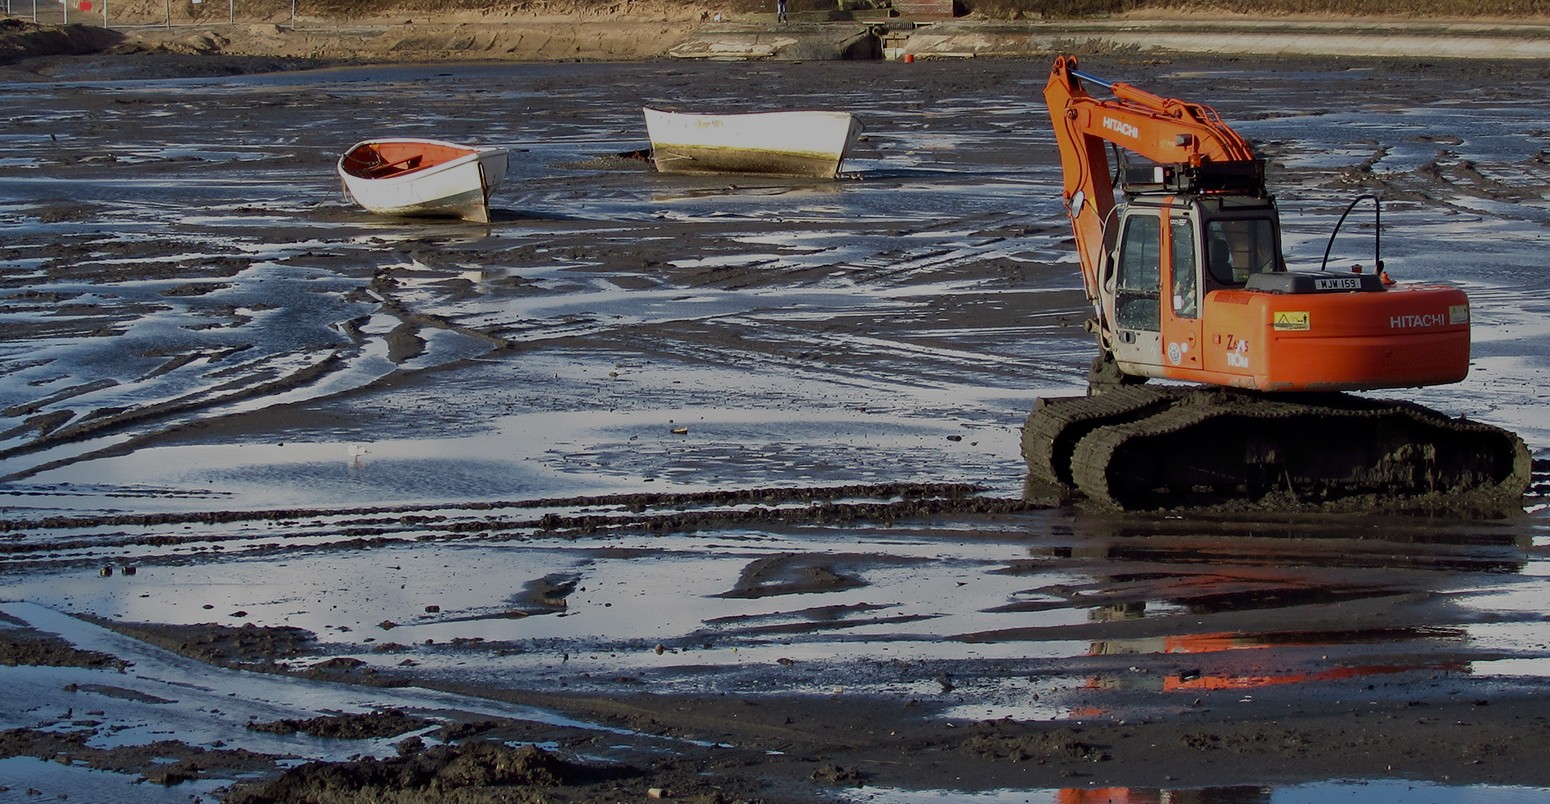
1044,54 -> 1259,305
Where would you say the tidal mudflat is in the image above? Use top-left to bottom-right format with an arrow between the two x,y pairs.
1,55 -> 1548,801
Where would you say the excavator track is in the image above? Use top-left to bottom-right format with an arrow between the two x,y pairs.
1021,386 -> 1184,489
1025,389 -> 1531,512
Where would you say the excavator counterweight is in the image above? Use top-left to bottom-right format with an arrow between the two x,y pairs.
1024,56 -> 1530,512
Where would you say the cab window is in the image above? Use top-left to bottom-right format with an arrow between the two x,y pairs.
1205,218 -> 1278,285
1169,216 -> 1198,319
1116,214 -> 1160,331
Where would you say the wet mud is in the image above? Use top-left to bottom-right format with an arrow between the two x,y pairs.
0,727 -> 279,788
225,740 -> 699,804
0,52 -> 1548,802
102,619 -> 318,668
0,612 -> 126,669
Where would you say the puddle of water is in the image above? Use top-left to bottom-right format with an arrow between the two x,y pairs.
6,405 -> 1009,511
0,756 -> 230,803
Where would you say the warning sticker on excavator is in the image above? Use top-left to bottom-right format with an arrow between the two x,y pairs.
1449,304 -> 1469,325
1273,311 -> 1310,331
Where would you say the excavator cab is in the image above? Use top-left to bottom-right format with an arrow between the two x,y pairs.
1110,195 -> 1286,327
1103,187 -> 1292,385
1091,152 -> 1471,393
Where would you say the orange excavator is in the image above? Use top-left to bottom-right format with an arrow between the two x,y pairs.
1023,55 -> 1529,511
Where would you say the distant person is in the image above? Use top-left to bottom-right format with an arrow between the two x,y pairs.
776,0 -> 788,23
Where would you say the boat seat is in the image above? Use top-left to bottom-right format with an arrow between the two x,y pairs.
366,155 -> 423,178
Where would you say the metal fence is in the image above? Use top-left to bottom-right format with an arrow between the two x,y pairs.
1,0 -> 295,29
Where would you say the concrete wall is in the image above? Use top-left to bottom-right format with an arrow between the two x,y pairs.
890,0 -> 954,19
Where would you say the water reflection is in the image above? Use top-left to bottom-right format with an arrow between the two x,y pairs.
935,510 -> 1541,721
1058,790 -> 1266,804
848,780 -> 1550,802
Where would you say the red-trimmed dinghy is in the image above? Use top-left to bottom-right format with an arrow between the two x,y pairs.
338,138 -> 509,223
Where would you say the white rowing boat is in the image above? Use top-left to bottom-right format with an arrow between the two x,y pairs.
643,108 -> 863,179
337,138 -> 509,223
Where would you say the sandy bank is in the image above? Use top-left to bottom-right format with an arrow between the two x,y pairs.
7,8 -> 1550,64
129,15 -> 1550,62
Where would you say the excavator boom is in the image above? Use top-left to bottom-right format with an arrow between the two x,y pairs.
1046,55 -> 1257,305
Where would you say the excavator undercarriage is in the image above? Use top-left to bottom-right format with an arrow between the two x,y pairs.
1024,385 -> 1531,512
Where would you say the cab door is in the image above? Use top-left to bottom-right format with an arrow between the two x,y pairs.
1108,208 -> 1164,376
1159,209 -> 1203,375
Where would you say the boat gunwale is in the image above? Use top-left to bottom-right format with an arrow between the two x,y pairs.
338,138 -> 509,185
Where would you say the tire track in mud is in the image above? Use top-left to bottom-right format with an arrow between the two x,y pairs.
516,212 -> 1088,404
0,481 -> 1044,567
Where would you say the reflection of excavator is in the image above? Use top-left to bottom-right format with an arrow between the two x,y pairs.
1024,55 -> 1530,511
1060,790 -> 1268,804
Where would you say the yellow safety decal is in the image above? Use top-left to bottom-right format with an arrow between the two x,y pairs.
1449,304 -> 1470,325
1272,311 -> 1310,331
